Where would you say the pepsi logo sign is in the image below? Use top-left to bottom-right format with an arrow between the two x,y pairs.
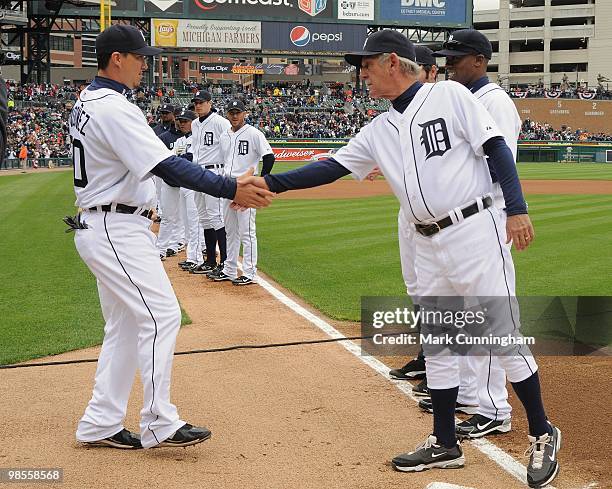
290,26 -> 310,47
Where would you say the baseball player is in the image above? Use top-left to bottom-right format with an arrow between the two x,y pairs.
68,25 -> 273,450
153,102 -> 176,136
429,29 -> 523,439
189,90 -> 231,276
209,99 -> 275,285
382,46 -> 439,397
157,108 -> 185,260
244,30 -> 560,488
172,108 -> 205,270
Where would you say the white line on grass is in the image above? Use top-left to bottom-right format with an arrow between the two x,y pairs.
256,275 -> 552,488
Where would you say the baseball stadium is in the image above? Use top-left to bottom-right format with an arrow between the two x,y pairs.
0,1 -> 611,488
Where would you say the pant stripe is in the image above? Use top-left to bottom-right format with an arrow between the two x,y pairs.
103,212 -> 160,444
486,352 -> 499,420
486,208 -> 534,375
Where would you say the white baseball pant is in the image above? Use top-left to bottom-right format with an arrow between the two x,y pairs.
157,182 -> 181,254
180,188 -> 204,265
222,199 -> 257,280
414,206 -> 538,391
456,207 -> 512,419
74,211 -> 185,448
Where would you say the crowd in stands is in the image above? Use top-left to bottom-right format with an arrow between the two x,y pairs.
3,79 -> 612,167
520,119 -> 612,142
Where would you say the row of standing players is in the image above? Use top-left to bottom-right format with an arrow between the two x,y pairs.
152,92 -> 276,287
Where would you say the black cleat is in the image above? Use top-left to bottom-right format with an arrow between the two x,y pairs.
456,414 -> 511,439
81,428 -> 142,449
232,275 -> 254,286
418,398 -> 478,415
392,435 -> 464,472
389,357 -> 426,380
158,423 -> 211,448
526,424 -> 561,488
412,377 -> 429,397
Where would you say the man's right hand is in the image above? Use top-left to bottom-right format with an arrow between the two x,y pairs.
233,168 -> 274,209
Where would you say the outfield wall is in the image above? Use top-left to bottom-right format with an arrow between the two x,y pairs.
513,99 -> 612,134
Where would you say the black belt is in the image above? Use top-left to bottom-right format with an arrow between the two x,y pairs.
204,164 -> 224,169
414,196 -> 492,237
88,204 -> 154,220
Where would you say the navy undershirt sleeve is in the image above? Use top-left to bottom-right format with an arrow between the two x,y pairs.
263,158 -> 351,193
483,136 -> 527,216
261,154 -> 275,176
151,155 -> 236,199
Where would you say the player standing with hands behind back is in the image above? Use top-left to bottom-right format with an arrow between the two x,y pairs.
67,24 -> 273,450
209,99 -> 275,285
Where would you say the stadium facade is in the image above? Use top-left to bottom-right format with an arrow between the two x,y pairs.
474,0 -> 611,89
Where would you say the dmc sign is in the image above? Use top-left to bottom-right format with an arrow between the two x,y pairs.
289,25 -> 342,47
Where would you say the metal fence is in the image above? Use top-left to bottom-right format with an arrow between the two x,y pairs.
1,158 -> 72,170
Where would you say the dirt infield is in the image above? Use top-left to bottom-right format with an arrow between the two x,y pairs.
279,178 -> 612,199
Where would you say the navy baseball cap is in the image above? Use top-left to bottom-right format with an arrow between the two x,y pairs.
433,29 -> 492,60
344,30 -> 417,67
415,46 -> 436,66
96,24 -> 162,56
158,103 -> 174,113
226,99 -> 246,112
176,109 -> 197,121
191,90 -> 212,102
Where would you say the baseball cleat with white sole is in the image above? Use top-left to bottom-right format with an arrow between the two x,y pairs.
392,435 -> 465,472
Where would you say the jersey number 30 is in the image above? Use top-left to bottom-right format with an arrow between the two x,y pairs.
72,138 -> 88,188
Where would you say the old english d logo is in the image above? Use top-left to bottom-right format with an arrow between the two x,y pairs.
419,118 -> 451,160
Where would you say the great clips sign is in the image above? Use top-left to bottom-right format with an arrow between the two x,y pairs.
262,22 -> 367,52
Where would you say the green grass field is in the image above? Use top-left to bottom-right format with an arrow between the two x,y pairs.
0,172 -> 190,365
1,166 -> 610,364
271,162 -> 612,180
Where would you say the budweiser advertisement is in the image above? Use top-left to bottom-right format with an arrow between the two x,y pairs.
272,148 -> 336,162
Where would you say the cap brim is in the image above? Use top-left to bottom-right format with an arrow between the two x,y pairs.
344,51 -> 383,67
132,45 -> 163,56
433,48 -> 476,57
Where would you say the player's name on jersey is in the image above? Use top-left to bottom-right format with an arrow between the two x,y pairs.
69,105 -> 92,136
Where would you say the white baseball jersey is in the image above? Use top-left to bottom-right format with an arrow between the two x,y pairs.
174,133 -> 193,157
334,80 -> 502,223
191,112 -> 231,166
69,86 -> 173,208
473,83 -> 521,160
220,124 -> 273,178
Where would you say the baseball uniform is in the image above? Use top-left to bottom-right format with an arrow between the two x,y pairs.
219,121 -> 274,281
191,106 -> 231,269
69,26 -> 243,451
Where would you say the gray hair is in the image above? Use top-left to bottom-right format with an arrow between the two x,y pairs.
378,53 -> 420,76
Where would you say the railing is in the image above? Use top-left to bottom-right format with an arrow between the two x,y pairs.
1,158 -> 72,170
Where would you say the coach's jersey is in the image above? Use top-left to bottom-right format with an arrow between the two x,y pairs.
191,112 -> 231,166
333,80 -> 503,223
473,83 -> 520,160
69,85 -> 173,209
220,124 -> 273,178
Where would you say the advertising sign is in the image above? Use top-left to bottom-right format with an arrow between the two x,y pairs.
337,0 -> 374,21
152,19 -> 261,49
200,63 -> 304,75
190,0 -> 333,21
262,22 -> 367,52
271,147 -> 336,161
380,0 -> 470,27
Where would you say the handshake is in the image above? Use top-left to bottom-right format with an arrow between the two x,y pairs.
231,167 -> 274,211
